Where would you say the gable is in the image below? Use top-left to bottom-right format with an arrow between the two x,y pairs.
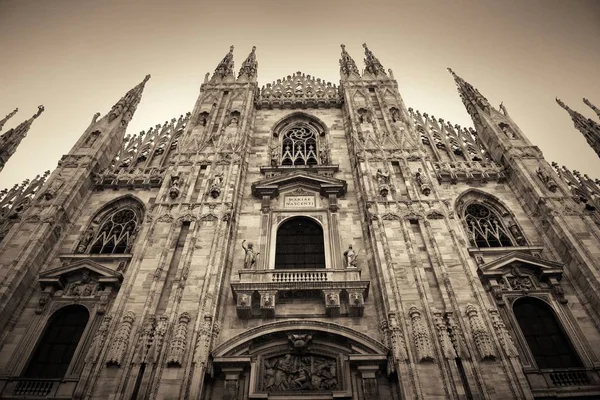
257,71 -> 341,109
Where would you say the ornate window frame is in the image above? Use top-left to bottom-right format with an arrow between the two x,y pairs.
270,113 -> 330,168
477,252 -> 600,392
456,190 -> 528,250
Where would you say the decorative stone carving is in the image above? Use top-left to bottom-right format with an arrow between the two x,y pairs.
287,333 -> 313,353
381,313 -> 408,374
193,314 -> 216,366
408,306 -> 434,362
415,168 -> 432,196
465,304 -> 496,360
76,226 -> 95,253
35,290 -> 52,314
498,122 -> 516,139
269,144 -> 279,167
68,270 -> 98,297
324,290 -> 340,317
319,141 -> 330,165
343,245 -> 358,268
257,72 -> 341,109
167,312 -> 191,367
262,354 -> 338,392
85,315 -> 112,363
489,309 -> 519,358
537,166 -> 558,193
375,168 -> 391,197
432,308 -> 457,359
169,175 -> 181,199
260,291 -> 276,317
106,311 -> 136,366
132,315 -> 156,364
446,311 -> 469,359
43,176 -> 64,200
236,291 -> 253,319
549,277 -> 568,304
508,224 -> 527,245
241,240 -> 259,269
348,289 -> 365,317
208,172 -> 224,199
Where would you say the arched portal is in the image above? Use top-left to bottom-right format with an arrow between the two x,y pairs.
275,217 -> 325,269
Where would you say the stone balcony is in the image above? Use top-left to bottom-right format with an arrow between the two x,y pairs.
231,268 -> 369,319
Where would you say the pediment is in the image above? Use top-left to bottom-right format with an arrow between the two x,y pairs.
478,251 -> 563,281
252,170 -> 347,198
39,259 -> 123,290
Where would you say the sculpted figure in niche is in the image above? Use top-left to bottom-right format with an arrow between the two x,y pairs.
343,245 -> 358,268
77,226 -> 95,253
319,143 -> 330,165
270,144 -> 279,167
376,168 -> 390,184
242,240 -> 259,269
209,172 -> 224,198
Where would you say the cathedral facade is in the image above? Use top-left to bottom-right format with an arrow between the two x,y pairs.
0,44 -> 600,400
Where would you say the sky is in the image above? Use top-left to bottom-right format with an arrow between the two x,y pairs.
1,0 -> 599,188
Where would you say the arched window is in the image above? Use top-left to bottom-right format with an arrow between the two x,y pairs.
513,298 -> 582,369
275,217 -> 325,269
281,123 -> 318,166
88,207 -> 139,254
464,203 -> 513,247
24,305 -> 89,379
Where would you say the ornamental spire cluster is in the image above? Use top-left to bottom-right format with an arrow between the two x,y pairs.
212,45 -> 235,81
556,97 -> 600,159
447,68 -> 491,113
238,46 -> 258,80
0,106 -> 45,173
107,74 -> 151,126
362,43 -> 387,77
339,44 -> 360,78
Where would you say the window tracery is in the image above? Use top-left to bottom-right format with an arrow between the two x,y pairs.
77,198 -> 144,255
464,203 -> 514,248
281,124 -> 318,166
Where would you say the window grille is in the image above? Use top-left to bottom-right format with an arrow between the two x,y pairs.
464,203 -> 513,247
89,207 -> 139,254
281,124 -> 318,166
513,298 -> 582,369
275,217 -> 325,269
24,305 -> 89,379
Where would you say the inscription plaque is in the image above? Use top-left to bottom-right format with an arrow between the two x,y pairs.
284,196 -> 315,208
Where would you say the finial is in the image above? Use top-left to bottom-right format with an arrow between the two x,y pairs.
143,74 -> 151,83
583,97 -> 600,118
0,107 -> 19,132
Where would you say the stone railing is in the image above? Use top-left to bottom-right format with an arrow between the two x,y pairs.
548,369 -> 590,387
239,268 -> 362,284
12,379 -> 57,397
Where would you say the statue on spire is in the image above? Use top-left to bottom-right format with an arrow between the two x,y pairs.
339,44 -> 360,78
0,108 -> 18,133
584,98 -> 600,120
0,106 -> 45,173
212,45 -> 235,81
238,46 -> 258,80
362,43 -> 387,77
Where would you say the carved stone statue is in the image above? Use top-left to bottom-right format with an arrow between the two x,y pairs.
242,240 -> 259,269
376,168 -> 390,185
536,167 -> 558,193
343,245 -> 358,268
169,175 -> 181,199
77,226 -> 95,253
415,168 -> 432,196
270,144 -> 280,167
319,144 -> 330,165
209,172 -> 224,198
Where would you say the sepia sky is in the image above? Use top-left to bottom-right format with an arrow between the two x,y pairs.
1,0 -> 599,188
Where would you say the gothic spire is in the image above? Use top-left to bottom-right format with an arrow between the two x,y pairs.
339,44 -> 360,78
556,98 -> 600,159
0,108 -> 18,133
238,46 -> 258,80
362,43 -> 387,77
584,98 -> 600,120
107,74 -> 151,125
212,45 -> 235,81
0,105 -> 44,172
447,68 -> 492,113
